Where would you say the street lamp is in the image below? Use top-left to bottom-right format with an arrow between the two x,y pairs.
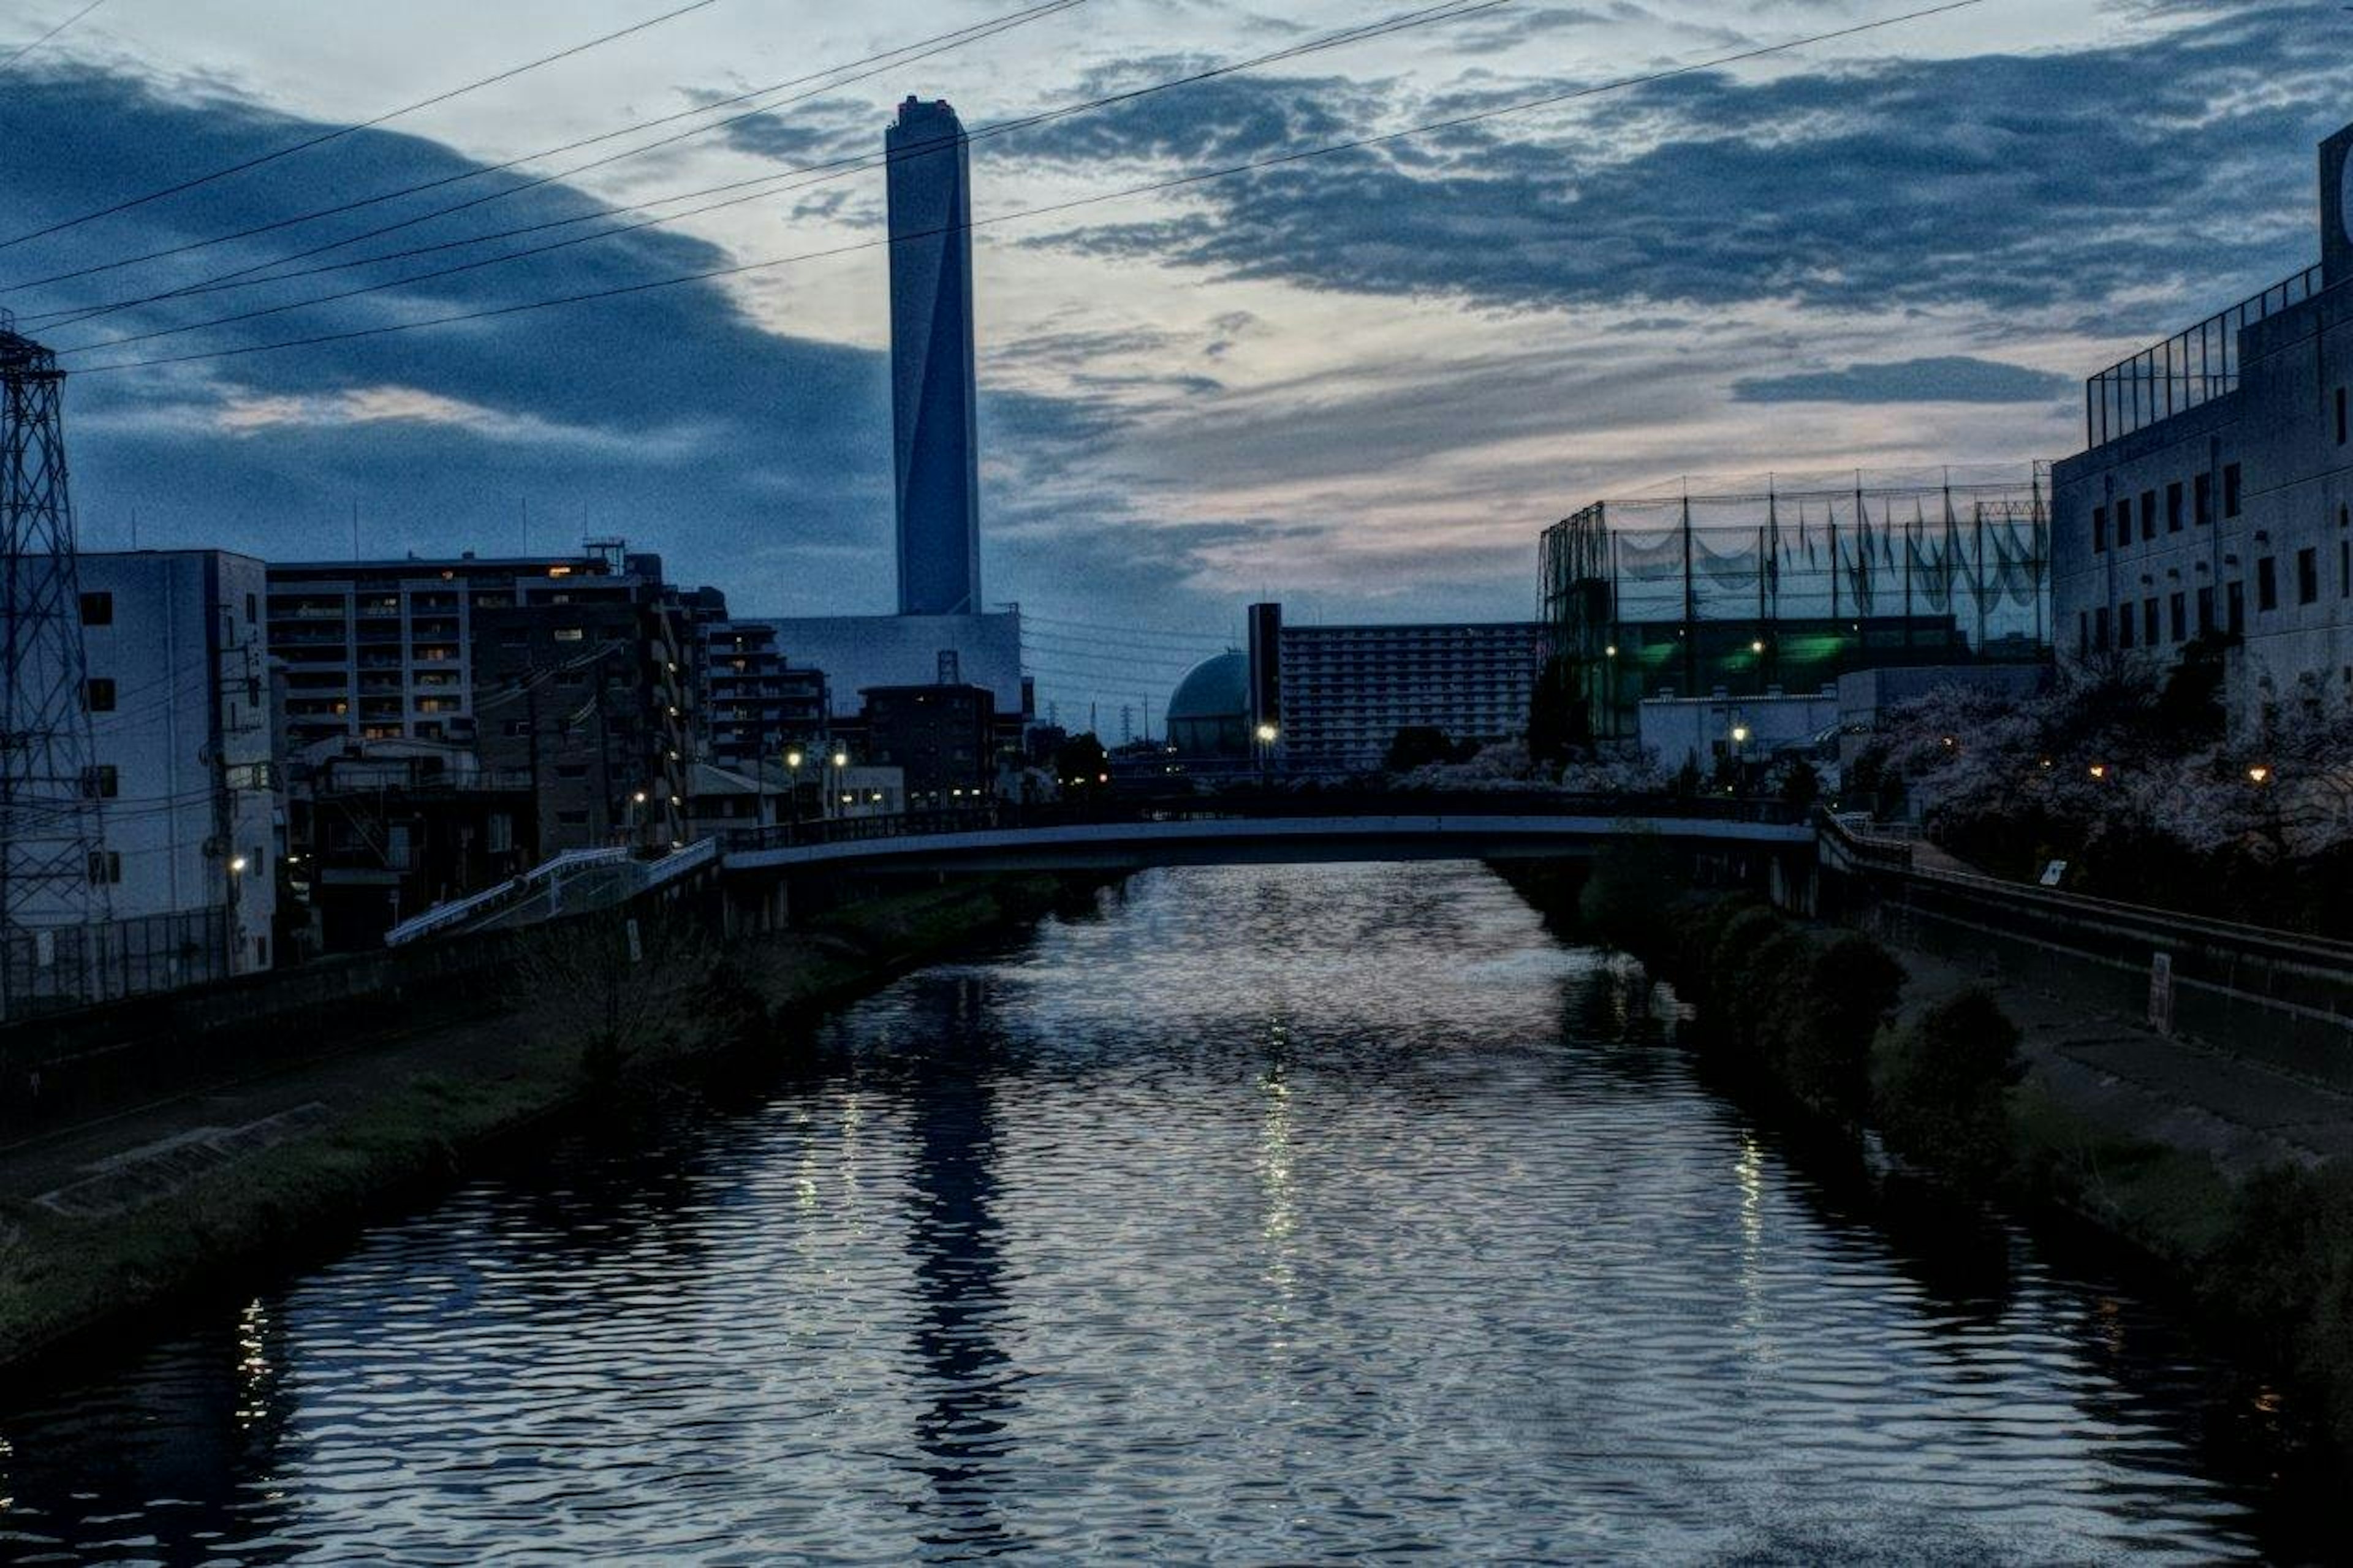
784,748 -> 804,827
2248,763 -> 2273,786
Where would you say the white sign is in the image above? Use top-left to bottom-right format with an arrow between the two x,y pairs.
626,918 -> 644,966
2039,860 -> 2069,888
2148,951 -> 2175,1036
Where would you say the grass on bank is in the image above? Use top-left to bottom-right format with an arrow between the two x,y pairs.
1507,839 -> 2353,1457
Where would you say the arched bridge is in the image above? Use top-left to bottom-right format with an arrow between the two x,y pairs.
719,793 -> 1813,876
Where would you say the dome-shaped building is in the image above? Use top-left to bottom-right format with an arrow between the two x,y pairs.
1165,651 -> 1250,759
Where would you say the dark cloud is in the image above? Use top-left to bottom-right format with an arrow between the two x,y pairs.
1021,4 -> 2347,330
0,64 -> 1094,619
1732,355 -> 2071,404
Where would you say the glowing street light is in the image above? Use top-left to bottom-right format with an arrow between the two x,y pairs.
2248,764 -> 2273,786
1730,725 -> 1751,744
2089,763 -> 2109,780
1255,722 -> 1279,744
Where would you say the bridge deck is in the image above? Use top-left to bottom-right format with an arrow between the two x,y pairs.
721,813 -> 1814,874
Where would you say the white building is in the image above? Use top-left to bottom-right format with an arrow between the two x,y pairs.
1250,604 -> 1547,775
76,550 -> 279,977
2053,121 -> 2353,738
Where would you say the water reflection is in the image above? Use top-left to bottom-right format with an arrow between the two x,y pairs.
0,862 -> 2313,1562
883,972 -> 1026,1556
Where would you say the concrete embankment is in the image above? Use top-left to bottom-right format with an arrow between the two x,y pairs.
0,871 -> 1110,1388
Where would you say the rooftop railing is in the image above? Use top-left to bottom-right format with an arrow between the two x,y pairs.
2086,263 -> 2327,449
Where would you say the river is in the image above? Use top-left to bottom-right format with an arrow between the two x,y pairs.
0,863 -> 2311,1561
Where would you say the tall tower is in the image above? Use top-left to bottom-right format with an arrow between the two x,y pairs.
1,312 -> 112,972
885,96 -> 982,618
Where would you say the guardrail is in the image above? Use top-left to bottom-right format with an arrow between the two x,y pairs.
384,845 -> 631,947
723,792 -> 1809,857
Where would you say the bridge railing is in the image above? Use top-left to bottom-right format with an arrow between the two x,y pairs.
722,791 -> 1809,857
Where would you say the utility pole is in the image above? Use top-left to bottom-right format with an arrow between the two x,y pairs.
1,313 -> 113,1012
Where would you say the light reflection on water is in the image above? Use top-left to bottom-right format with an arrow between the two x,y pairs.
0,863 -> 2294,1562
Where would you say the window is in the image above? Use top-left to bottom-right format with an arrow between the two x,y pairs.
2224,463 -> 2243,517
2169,592 -> 2186,642
557,763 -> 589,781
2166,482 -> 2183,533
2092,504 -> 2107,553
2077,612 -> 2090,655
553,627 -> 585,643
88,850 -> 121,885
505,719 -> 531,737
2257,556 -> 2278,612
2337,387 -> 2346,445
246,593 -> 258,624
558,809 -> 590,827
79,591 -> 113,626
2197,585 -> 2215,635
2117,602 -> 2135,650
2227,580 -> 2245,634
83,763 -> 118,798
2298,547 -> 2319,606
2116,495 -> 2133,541
2140,489 -> 2158,542
2144,597 -> 2161,645
84,677 -> 116,712
2194,472 -> 2213,527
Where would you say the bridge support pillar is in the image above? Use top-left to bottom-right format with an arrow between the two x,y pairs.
722,875 -> 790,939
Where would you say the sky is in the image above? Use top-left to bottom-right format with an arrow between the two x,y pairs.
2,0 -> 2349,726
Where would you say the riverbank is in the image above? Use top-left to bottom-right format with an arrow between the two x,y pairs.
0,872 -> 1108,1389
1497,853 -> 2353,1465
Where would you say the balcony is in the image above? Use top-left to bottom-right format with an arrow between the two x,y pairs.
2086,263 -> 2327,448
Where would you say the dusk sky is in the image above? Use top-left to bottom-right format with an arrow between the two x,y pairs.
2,0 -> 2346,719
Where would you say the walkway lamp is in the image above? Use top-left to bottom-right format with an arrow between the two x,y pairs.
2248,764 -> 2272,786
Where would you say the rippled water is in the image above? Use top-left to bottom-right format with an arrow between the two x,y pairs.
0,863 -> 2303,1562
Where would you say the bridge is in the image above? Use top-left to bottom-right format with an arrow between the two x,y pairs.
717,793 -> 1813,875
377,792 -> 1819,947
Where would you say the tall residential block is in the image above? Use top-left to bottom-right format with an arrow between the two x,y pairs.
886,96 -> 983,617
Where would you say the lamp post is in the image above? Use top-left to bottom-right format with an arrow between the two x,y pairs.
783,748 -> 803,830
1254,721 -> 1279,788
828,746 -> 849,822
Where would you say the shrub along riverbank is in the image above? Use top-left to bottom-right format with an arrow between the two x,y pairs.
1501,843 -> 2353,1463
0,873 -> 1111,1390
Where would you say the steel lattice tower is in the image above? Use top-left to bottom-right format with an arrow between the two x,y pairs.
1,309 -> 112,939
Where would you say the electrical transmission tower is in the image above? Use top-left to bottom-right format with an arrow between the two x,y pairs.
1,309 -> 112,975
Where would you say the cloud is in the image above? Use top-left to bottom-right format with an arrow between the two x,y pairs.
1731,356 -> 2072,405
1018,4 -> 2349,328
0,62 -> 1102,618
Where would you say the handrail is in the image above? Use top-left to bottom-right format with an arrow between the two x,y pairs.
384,844 -> 632,946
724,792 -> 1813,857
1901,860 -> 2353,967
2085,263 -> 2329,447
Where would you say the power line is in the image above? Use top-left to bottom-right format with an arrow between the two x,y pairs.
37,0 -> 1501,349
1022,613 -> 1229,643
7,0 -> 1087,303
66,0 -> 1987,377
0,0 -> 727,254
0,0 -> 106,72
